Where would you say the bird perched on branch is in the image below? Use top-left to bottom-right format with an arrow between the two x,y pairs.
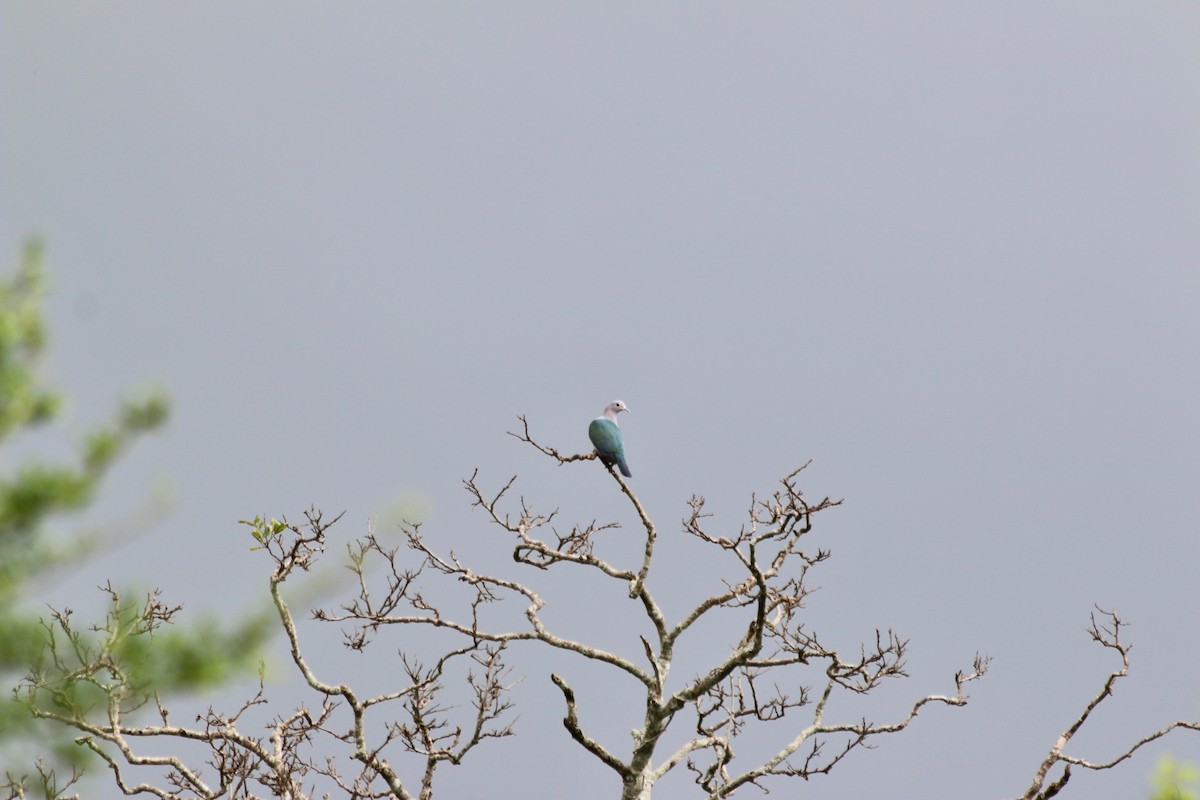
588,400 -> 631,477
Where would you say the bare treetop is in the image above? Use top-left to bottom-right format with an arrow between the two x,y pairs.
10,415 -> 1198,800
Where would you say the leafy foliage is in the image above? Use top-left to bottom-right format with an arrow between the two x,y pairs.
0,240 -> 271,794
1150,756 -> 1200,800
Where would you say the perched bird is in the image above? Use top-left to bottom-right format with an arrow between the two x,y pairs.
588,400 -> 632,477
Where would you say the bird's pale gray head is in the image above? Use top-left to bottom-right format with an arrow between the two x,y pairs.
603,400 -> 629,420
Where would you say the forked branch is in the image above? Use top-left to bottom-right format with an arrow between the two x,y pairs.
1016,607 -> 1200,800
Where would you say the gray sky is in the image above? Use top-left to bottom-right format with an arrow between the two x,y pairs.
3,3 -> 1199,797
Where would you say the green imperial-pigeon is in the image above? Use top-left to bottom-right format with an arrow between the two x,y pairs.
588,400 -> 632,477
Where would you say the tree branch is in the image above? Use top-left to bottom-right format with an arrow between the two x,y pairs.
1017,607 -> 1200,800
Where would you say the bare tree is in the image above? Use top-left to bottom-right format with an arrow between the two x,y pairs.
396,417 -> 989,800
313,418 -> 985,799
11,416 -> 1200,799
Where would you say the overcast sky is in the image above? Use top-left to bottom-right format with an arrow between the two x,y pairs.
3,4 -> 1199,798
